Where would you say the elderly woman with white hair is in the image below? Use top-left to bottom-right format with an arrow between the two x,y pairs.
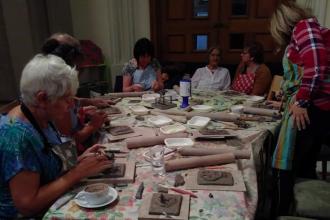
0,54 -> 113,218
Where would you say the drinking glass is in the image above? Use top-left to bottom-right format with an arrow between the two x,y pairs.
150,145 -> 165,176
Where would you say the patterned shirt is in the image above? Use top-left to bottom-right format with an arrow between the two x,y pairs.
0,115 -> 62,219
287,18 -> 330,110
122,58 -> 161,91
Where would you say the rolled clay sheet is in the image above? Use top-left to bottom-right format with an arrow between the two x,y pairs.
186,112 -> 239,122
243,106 -> 280,117
126,133 -> 189,149
103,91 -> 150,98
164,153 -> 235,172
178,147 -> 250,159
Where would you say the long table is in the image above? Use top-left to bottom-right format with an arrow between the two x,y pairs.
43,90 -> 280,220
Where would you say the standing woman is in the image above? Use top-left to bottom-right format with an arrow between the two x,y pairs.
231,42 -> 272,96
191,46 -> 231,91
270,0 -> 330,216
122,38 -> 164,92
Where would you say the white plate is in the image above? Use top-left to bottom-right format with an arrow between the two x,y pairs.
148,115 -> 173,127
191,105 -> 213,112
74,186 -> 118,208
164,138 -> 194,149
230,105 -> 244,114
187,116 -> 210,129
142,93 -> 160,103
160,124 -> 186,134
246,95 -> 265,103
129,105 -> 149,115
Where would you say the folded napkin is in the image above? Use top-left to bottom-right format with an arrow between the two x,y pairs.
164,153 -> 235,172
126,133 -> 189,149
243,106 -> 280,117
178,147 -> 250,159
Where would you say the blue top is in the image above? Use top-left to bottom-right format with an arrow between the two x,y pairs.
122,58 -> 161,90
0,114 -> 62,218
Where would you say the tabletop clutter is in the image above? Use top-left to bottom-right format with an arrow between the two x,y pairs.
47,90 -> 281,220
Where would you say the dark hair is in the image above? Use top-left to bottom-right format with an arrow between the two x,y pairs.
246,42 -> 264,64
41,39 -> 82,67
133,38 -> 154,60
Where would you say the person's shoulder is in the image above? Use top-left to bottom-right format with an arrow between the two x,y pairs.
0,116 -> 37,151
294,17 -> 320,33
217,67 -> 230,74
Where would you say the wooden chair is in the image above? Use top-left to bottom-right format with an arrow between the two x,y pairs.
267,75 -> 283,100
0,99 -> 19,114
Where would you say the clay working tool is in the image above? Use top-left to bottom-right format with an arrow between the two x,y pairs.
158,184 -> 198,198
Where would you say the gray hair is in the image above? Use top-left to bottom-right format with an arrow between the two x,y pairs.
20,54 -> 79,106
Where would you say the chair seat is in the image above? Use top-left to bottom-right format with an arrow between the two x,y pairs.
294,179 -> 330,219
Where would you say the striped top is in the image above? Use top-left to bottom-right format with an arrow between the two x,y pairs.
287,17 -> 330,110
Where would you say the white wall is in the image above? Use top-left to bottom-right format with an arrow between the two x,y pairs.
70,0 -> 150,90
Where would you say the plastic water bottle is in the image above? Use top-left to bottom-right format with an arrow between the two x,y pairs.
180,74 -> 191,108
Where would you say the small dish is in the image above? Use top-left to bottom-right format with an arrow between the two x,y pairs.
74,186 -> 117,208
148,115 -> 173,127
160,123 -> 186,134
191,105 -> 213,112
142,93 -> 160,103
246,95 -> 265,103
129,105 -> 149,115
164,138 -> 194,149
230,105 -> 244,114
187,116 -> 210,129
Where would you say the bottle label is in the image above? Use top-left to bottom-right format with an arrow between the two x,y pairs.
180,80 -> 191,97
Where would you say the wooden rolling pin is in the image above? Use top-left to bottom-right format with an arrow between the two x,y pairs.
126,133 -> 189,149
164,153 -> 235,172
178,147 -> 250,159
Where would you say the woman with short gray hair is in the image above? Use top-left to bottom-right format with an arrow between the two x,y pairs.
0,54 -> 113,218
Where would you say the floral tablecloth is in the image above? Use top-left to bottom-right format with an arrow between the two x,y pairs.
43,90 -> 280,220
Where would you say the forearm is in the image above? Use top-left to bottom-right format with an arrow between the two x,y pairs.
74,123 -> 97,143
13,171 -> 81,216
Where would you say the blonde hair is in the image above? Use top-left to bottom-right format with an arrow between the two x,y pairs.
270,0 -> 312,46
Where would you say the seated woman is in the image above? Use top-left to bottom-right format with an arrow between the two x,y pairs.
192,46 -> 231,90
42,33 -> 110,152
122,38 -> 164,92
0,54 -> 113,218
231,42 -> 272,96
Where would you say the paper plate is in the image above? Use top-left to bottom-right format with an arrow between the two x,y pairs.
164,138 -> 194,149
129,105 -> 149,115
191,105 -> 213,112
148,115 -> 173,127
160,123 -> 186,134
187,116 -> 210,129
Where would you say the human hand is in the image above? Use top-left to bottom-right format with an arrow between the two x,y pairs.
289,104 -> 310,130
73,153 -> 113,179
77,144 -> 105,162
265,101 -> 281,110
88,111 -> 107,130
90,98 -> 114,108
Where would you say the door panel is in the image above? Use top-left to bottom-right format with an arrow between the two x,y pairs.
150,0 -> 282,65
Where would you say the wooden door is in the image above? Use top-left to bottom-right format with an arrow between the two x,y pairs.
150,0 -> 282,65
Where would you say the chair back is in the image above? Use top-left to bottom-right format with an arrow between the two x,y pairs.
0,100 -> 19,114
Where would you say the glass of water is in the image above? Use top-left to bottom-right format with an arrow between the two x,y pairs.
150,145 -> 165,176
